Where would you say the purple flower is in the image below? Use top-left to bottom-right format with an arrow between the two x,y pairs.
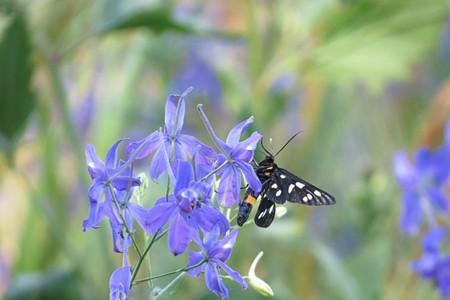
187,227 -> 247,299
126,88 -> 216,181
84,186 -> 151,253
394,123 -> 450,235
146,160 -> 229,255
197,104 -> 262,207
109,266 -> 132,300
83,141 -> 153,252
413,227 -> 450,299
172,52 -> 222,103
83,140 -> 140,232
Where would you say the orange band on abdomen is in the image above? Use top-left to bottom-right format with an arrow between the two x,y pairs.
245,195 -> 256,206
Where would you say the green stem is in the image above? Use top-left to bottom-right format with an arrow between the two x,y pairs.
165,177 -> 171,202
107,184 -> 142,258
201,161 -> 228,181
133,259 -> 206,286
154,272 -> 186,300
131,228 -> 168,282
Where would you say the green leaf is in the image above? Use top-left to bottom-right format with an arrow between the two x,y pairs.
5,268 -> 83,300
97,4 -> 194,34
348,238 -> 391,300
308,0 -> 449,86
311,240 -> 361,300
0,11 -> 34,151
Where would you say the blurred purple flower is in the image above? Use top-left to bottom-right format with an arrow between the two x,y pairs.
270,73 -> 296,93
172,54 -> 222,103
74,84 -> 96,137
109,266 -> 132,300
127,88 -> 216,181
197,104 -> 262,207
413,227 -> 450,299
146,160 -> 229,255
393,123 -> 450,235
441,19 -> 450,61
187,227 -> 247,299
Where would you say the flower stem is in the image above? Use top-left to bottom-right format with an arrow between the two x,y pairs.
107,184 -> 142,258
131,228 -> 168,282
154,272 -> 185,300
132,259 -> 206,286
165,177 -> 171,202
201,161 -> 228,181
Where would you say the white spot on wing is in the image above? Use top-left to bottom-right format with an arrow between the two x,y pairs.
271,183 -> 278,189
269,205 -> 274,214
314,190 -> 322,196
307,194 -> 313,200
275,190 -> 282,197
258,210 -> 266,219
280,174 -> 286,179
302,196 -> 308,202
296,182 -> 305,189
288,184 -> 295,193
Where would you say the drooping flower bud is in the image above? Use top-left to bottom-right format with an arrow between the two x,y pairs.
248,251 -> 274,297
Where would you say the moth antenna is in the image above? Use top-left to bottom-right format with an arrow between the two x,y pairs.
273,131 -> 303,158
269,138 -> 275,153
260,138 -> 273,157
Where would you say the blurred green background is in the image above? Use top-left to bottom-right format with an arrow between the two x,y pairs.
1,0 -> 450,299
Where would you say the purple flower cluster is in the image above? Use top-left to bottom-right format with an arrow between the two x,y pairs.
394,122 -> 450,299
83,88 -> 262,299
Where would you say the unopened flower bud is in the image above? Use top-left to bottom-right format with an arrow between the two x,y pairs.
248,251 -> 274,297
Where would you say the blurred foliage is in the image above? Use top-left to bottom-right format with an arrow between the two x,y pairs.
0,7 -> 34,155
1,0 -> 450,299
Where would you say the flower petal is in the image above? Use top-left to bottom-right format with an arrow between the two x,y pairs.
202,225 -> 221,251
234,160 -> 262,193
127,202 -> 153,233
423,227 -> 446,253
83,183 -> 106,231
194,206 -> 229,235
400,191 -> 422,236
214,259 -> 248,290
232,131 -> 262,161
174,160 -> 194,194
234,131 -> 262,153
178,134 -> 216,158
197,104 -> 231,154
217,166 -> 241,208
150,143 -> 173,181
210,230 -> 238,262
168,213 -> 191,256
393,152 -> 417,188
205,263 -> 229,299
432,147 -> 450,184
109,266 -> 132,300
415,147 -> 433,171
105,139 -> 126,169
111,176 -> 141,191
127,131 -> 163,160
426,188 -> 449,213
85,144 -> 105,178
225,116 -> 255,147
187,251 -> 205,277
146,201 -> 177,234
165,88 -> 192,136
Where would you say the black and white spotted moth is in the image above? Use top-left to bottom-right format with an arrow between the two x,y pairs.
237,134 -> 336,228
